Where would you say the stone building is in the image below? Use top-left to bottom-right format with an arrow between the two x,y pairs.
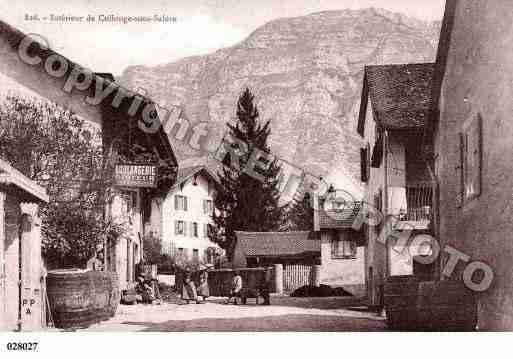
0,158 -> 49,331
429,0 -> 513,330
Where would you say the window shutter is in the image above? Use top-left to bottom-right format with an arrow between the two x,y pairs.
184,197 -> 188,211
463,114 -> 482,199
202,200 -> 207,214
360,148 -> 367,182
456,132 -> 465,207
366,143 -> 371,180
174,196 -> 179,210
174,220 -> 178,235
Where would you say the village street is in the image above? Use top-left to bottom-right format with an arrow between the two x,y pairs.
82,297 -> 385,332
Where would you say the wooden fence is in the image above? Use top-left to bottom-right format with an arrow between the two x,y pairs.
283,264 -> 314,293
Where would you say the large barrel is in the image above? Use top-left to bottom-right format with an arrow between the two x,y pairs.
384,276 -> 477,331
46,269 -> 120,329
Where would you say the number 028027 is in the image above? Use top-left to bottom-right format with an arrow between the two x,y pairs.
6,342 -> 38,351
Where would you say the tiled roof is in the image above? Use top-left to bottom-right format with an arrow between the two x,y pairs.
318,201 -> 362,230
360,63 -> 435,132
235,231 -> 320,257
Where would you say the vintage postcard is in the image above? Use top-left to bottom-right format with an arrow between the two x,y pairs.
0,0 -> 510,355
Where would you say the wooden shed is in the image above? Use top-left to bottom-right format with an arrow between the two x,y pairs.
0,158 -> 49,331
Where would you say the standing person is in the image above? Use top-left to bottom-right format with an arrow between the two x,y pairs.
226,270 -> 243,305
197,266 -> 210,302
182,272 -> 199,304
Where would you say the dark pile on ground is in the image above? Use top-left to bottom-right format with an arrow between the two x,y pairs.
290,284 -> 353,297
158,283 -> 182,304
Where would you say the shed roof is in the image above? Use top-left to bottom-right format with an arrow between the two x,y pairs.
0,158 -> 49,202
235,231 -> 320,257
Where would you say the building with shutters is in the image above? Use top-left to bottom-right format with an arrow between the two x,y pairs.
148,165 -> 222,264
428,0 -> 513,330
356,62 -> 437,305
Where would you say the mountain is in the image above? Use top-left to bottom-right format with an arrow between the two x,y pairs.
119,8 -> 440,198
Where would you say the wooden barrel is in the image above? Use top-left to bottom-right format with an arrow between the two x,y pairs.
384,277 -> 477,331
46,269 -> 120,329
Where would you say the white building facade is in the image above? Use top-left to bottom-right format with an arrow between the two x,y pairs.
150,166 -> 220,264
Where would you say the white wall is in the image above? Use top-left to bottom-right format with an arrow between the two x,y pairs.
320,231 -> 365,296
159,173 -> 220,261
362,97 -> 387,304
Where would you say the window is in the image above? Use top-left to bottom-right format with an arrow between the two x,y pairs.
373,190 -> 383,234
174,195 -> 188,211
119,191 -> 138,224
331,237 -> 357,259
126,240 -> 130,282
371,129 -> 384,168
360,144 -> 370,182
202,223 -> 214,239
205,249 -> 213,264
175,220 -> 185,235
374,189 -> 383,212
192,249 -> 199,262
192,222 -> 199,237
458,114 -> 482,205
203,199 -> 214,214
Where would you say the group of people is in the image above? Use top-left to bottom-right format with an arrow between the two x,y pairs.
181,270 -> 244,305
181,268 -> 210,304
135,276 -> 158,304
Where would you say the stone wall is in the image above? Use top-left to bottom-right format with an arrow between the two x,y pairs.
435,0 -> 513,329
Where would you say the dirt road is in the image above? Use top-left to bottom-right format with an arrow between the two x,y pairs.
84,297 -> 386,332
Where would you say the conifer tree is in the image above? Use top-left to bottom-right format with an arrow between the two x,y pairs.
211,88 -> 284,259
282,192 -> 314,231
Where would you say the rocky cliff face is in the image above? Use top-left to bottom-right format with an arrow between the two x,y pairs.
119,8 -> 439,196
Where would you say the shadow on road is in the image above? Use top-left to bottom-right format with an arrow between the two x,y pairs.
122,313 -> 386,331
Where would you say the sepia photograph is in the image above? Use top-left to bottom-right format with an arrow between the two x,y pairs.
0,0 -> 511,356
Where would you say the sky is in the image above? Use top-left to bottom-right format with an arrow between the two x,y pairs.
0,0 -> 446,75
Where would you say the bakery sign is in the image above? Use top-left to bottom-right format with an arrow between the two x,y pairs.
115,164 -> 157,188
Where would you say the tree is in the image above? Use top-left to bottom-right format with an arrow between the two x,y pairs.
282,192 -> 314,231
0,94 -> 123,269
142,233 -> 163,264
211,88 -> 284,259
